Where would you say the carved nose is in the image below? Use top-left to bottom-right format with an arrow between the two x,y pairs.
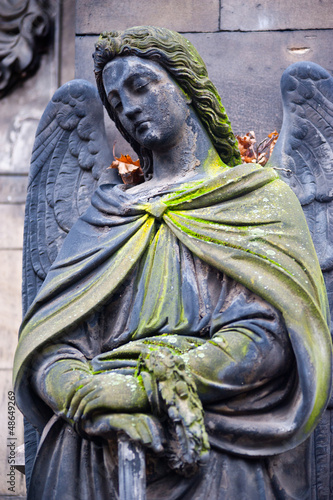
124,103 -> 142,119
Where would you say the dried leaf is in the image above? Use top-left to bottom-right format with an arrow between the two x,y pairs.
108,143 -> 144,185
236,130 -> 279,166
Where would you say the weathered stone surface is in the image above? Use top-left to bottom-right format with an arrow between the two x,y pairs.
0,177 -> 28,204
0,49 -> 57,175
0,0 -> 73,496
76,30 -> 333,142
185,30 -> 333,139
0,497 -> 26,499
0,0 -> 76,176
0,0 -> 52,99
59,0 -> 76,86
75,0 -> 219,34
220,0 -> 333,31
0,251 -> 22,369
75,35 -> 97,83
0,369 -> 25,496
0,206 -> 24,249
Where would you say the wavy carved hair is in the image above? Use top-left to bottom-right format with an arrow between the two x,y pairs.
94,26 -> 241,178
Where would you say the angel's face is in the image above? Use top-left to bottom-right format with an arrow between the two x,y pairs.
102,56 -> 190,152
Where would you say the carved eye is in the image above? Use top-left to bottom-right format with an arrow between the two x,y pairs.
133,78 -> 150,93
111,97 -> 122,111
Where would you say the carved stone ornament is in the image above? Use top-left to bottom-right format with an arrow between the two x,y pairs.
13,26 -> 333,500
0,0 -> 51,98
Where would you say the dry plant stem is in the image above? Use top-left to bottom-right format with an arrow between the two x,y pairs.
237,130 -> 279,166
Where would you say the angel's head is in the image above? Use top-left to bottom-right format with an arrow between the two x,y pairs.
94,26 -> 241,179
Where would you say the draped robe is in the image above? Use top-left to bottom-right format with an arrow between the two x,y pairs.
14,163 -> 332,499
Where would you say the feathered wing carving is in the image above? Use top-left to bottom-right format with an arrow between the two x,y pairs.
23,79 -> 118,315
270,62 -> 333,275
269,61 -> 333,500
22,79 -> 118,488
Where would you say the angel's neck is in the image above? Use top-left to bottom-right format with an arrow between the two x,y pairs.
151,108 -> 223,184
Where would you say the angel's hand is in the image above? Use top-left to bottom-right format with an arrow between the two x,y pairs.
36,357 -> 92,418
67,372 -> 149,423
81,413 -> 165,454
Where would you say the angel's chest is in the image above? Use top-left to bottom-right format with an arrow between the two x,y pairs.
102,224 -> 222,346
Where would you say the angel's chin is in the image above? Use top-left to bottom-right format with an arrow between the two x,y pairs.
135,129 -> 161,149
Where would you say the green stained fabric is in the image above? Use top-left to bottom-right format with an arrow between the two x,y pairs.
135,224 -> 185,335
14,162 -> 332,452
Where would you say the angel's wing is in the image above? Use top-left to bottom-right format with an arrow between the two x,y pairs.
22,78 -> 118,488
23,78 -> 118,314
269,62 -> 333,274
269,61 -> 333,500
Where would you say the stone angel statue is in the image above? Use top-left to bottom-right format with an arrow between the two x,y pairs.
13,26 -> 333,500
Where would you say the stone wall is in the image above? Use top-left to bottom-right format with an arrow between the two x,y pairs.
75,0 -> 333,143
0,1 -> 75,496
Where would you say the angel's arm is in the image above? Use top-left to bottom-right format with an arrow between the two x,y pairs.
30,345 -> 163,450
180,278 -> 293,405
84,277 -> 293,408
31,343 -> 149,424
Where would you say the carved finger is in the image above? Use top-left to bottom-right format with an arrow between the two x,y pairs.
72,391 -> 101,422
131,417 -> 153,445
142,417 -> 165,453
64,377 -> 92,410
103,414 -> 142,442
67,384 -> 97,419
80,395 -> 106,419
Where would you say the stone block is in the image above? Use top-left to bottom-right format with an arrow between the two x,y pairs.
75,0 -> 219,34
0,205 -> 25,249
220,0 -> 333,31
0,369 -> 26,495
0,50 -> 57,175
0,177 -> 28,204
75,35 -> 97,84
0,251 -> 23,369
59,0 -> 76,86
